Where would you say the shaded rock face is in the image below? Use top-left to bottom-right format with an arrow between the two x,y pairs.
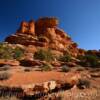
35,17 -> 59,28
5,17 -> 79,57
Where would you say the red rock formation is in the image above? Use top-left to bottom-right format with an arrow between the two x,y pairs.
17,21 -> 28,33
36,17 -> 59,28
5,17 -> 79,57
17,20 -> 35,35
28,20 -> 35,35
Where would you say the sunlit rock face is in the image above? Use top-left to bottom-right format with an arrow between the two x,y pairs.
17,19 -> 35,35
5,17 -> 80,57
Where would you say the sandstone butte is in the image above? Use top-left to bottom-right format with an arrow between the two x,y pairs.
0,17 -> 93,88
0,17 -> 100,99
5,17 -> 85,57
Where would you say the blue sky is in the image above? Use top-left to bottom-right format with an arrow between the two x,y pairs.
0,0 -> 100,50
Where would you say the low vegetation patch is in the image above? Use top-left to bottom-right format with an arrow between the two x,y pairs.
0,43 -> 25,60
58,54 -> 71,62
13,47 -> 24,60
34,49 -> 54,62
41,63 -> 53,71
77,54 -> 99,68
0,43 -> 13,59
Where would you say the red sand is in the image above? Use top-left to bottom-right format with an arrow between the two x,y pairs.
0,71 -> 79,86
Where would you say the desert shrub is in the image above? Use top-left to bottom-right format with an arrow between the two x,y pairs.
0,43 -> 14,59
13,47 -> 24,60
78,55 -> 99,67
77,79 -> 90,89
61,65 -> 70,72
34,49 -> 54,62
58,54 -> 71,62
0,43 -> 13,59
0,72 -> 11,81
41,63 -> 53,71
0,43 -> 25,60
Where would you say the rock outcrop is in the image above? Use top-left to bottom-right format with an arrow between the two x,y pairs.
5,17 -> 80,57
17,20 -> 35,35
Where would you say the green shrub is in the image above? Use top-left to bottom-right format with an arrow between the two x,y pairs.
0,47 -> 13,59
58,54 -> 71,62
61,65 -> 70,72
0,43 -> 13,59
78,55 -> 99,67
41,63 -> 53,71
0,72 -> 11,80
34,49 -> 54,62
0,43 -> 25,60
13,47 -> 24,60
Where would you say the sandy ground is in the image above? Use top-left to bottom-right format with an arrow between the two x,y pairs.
0,67 -> 100,100
0,71 -> 80,86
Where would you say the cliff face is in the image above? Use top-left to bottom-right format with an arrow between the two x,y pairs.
5,17 -> 80,57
